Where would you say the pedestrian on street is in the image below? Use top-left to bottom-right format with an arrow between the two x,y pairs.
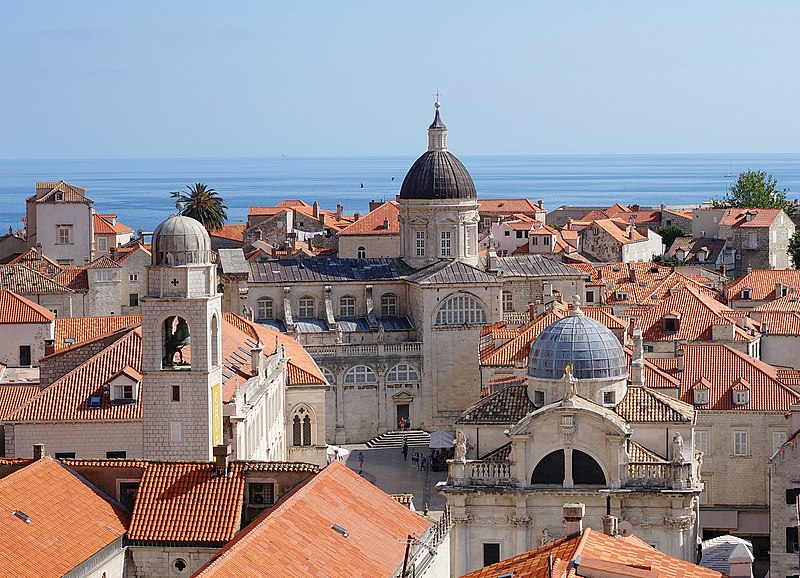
402,440 -> 409,461
358,451 -> 364,473
421,456 -> 428,471
411,452 -> 417,468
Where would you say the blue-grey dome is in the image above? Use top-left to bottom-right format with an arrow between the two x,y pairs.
528,312 -> 627,380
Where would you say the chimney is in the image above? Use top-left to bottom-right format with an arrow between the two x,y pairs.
251,340 -> 264,376
529,302 -> 537,319
727,543 -> 754,578
602,515 -> 618,536
44,338 -> 55,357
538,200 -> 544,209
563,503 -> 585,536
33,444 -> 45,461
35,242 -> 43,260
288,232 -> 297,251
788,404 -> 800,436
720,264 -> 726,276
383,217 -> 390,230
312,201 -> 320,219
307,238 -> 313,251
353,212 -> 360,221
369,200 -> 384,212
676,347 -> 685,372
631,322 -> 644,385
213,444 -> 231,477
336,203 -> 343,221
631,204 -> 640,212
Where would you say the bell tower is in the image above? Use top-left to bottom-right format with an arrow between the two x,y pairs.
141,214 -> 223,461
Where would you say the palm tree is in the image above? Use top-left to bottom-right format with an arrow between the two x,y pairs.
170,183 -> 228,231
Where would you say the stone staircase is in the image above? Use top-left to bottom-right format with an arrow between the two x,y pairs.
366,430 -> 430,449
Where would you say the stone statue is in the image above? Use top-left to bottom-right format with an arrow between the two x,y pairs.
692,449 -> 703,482
562,365 -> 577,401
540,528 -> 553,546
454,430 -> 467,462
242,305 -> 254,321
671,432 -> 686,464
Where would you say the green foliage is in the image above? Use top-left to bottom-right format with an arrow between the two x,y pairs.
713,170 -> 794,216
170,183 -> 228,231
788,231 -> 800,269
656,225 -> 688,247
653,254 -> 684,267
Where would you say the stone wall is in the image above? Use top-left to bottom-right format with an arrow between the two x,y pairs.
0,321 -> 52,367
338,234 -> 400,258
769,435 -> 800,578
8,420 -> 143,458
127,546 -> 215,578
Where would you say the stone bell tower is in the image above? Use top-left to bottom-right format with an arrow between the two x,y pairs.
141,214 -> 223,461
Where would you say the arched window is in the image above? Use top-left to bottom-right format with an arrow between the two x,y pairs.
357,246 -> 366,259
435,294 -> 486,326
211,314 -> 220,366
531,449 -> 606,486
291,406 -> 314,446
256,297 -> 274,320
344,365 -> 377,384
381,293 -> 398,317
387,363 -> 420,383
320,367 -> 335,384
339,295 -> 356,317
298,297 -> 315,318
161,315 -> 191,369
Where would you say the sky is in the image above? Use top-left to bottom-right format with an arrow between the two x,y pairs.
1,1 -> 799,158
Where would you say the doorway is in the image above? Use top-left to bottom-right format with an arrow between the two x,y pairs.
396,404 -> 409,429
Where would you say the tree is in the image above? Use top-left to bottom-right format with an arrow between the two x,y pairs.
713,170 -> 794,216
657,225 -> 687,248
170,183 -> 228,230
788,231 -> 800,269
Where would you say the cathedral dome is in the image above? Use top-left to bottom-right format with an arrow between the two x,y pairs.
398,101 -> 477,201
151,214 -> 212,266
528,308 -> 627,381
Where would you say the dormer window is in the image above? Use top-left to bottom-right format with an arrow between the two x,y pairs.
663,315 -> 680,333
693,389 -> 709,405
615,291 -> 628,301
108,366 -> 141,404
744,211 -> 755,222
741,289 -> 752,300
675,249 -> 685,261
55,193 -> 63,201
732,390 -> 750,406
696,249 -> 706,262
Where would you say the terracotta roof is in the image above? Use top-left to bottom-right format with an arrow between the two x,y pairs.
28,181 -> 91,204
0,457 -> 128,578
717,208 -> 784,227
54,267 -> 89,292
648,344 -> 800,411
248,206 -> 289,217
758,311 -> 800,334
753,290 -> 800,312
777,369 -> 800,388
0,290 -> 55,323
464,527 -> 722,578
195,461 -> 430,578
0,264 -> 75,295
667,237 -> 725,265
53,315 -> 141,352
240,461 -> 320,473
458,382 -> 533,424
478,199 -> 543,214
7,248 -> 63,275
583,218 -> 647,244
93,213 -> 133,235
114,243 -> 151,263
727,269 -> 800,302
339,201 -> 400,236
84,254 -> 121,269
210,224 -> 246,242
614,386 -> 694,423
0,385 -> 40,419
128,462 -> 245,543
628,440 -> 667,462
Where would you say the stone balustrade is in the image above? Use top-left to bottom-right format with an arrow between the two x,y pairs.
447,459 -> 515,487
626,461 -> 694,490
305,342 -> 422,358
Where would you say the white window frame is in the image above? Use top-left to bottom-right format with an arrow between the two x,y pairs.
344,365 -> 377,384
534,390 -> 545,406
256,297 -> 274,320
732,390 -> 749,406
57,225 -> 73,245
603,391 -> 615,405
96,270 -> 112,282
695,430 -> 709,455
298,297 -> 315,318
339,295 -> 356,317
773,431 -> 786,454
114,383 -> 135,401
440,231 -> 452,257
415,231 -> 425,257
693,389 -> 709,405
386,363 -> 420,383
435,294 -> 486,326
501,291 -> 513,313
733,430 -> 749,456
97,236 -> 108,252
129,273 -> 139,282
380,294 -> 398,317
357,246 -> 366,259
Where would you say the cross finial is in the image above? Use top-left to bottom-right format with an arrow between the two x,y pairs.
433,88 -> 442,108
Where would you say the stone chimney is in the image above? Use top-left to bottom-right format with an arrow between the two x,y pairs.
369,200 -> 384,212
563,503 -> 585,536
288,232 -> 297,252
353,212 -> 360,221
213,444 -> 231,477
44,338 -> 55,357
336,203 -> 343,221
250,340 -> 264,376
602,515 -> 618,536
788,404 -> 800,436
631,322 -> 644,386
676,347 -> 685,372
33,444 -> 45,461
727,543 -> 754,578
538,200 -> 544,209
312,201 -> 320,219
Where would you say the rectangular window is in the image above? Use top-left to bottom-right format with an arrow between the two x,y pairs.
48,308 -> 58,318
504,231 -> 510,236
57,259 -> 73,266
695,430 -> 709,455
118,481 -> 139,511
298,298 -> 315,318
787,526 -> 799,553
129,273 -> 139,282
19,345 -> 31,366
106,451 -> 126,459
129,293 -> 139,307
773,431 -> 787,454
440,231 -> 451,257
516,231 -> 523,238
534,390 -> 545,406
733,430 -> 749,456
172,385 -> 181,402
586,290 -> 595,303
248,482 -> 275,506
664,318 -> 678,332
55,452 -> 76,460
532,236 -> 539,246
415,231 -> 425,257
96,270 -> 112,282
699,480 -> 709,505
57,225 -> 73,245
97,237 -> 107,252
170,421 -> 182,442
786,489 -> 798,505
465,228 -> 472,255
114,384 -> 134,400
502,292 -> 513,313
543,236 -> 550,245
483,543 -> 501,567
603,391 -> 615,405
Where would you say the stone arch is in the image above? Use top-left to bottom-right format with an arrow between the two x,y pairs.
530,448 -> 607,486
151,311 -> 197,370
210,313 -> 220,367
433,291 -> 487,326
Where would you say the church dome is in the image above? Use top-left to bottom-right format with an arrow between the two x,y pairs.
151,214 -> 212,266
528,309 -> 627,381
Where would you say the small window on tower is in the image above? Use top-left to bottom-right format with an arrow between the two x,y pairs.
172,385 -> 181,402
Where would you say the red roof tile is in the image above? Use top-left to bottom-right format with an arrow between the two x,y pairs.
0,290 -> 55,323
759,311 -> 800,334
210,224 -> 246,242
53,315 -> 141,352
0,457 -> 128,578
29,181 -> 91,204
717,208 -> 784,227
727,269 -> 800,302
93,213 -> 133,235
0,385 -> 40,419
195,461 -> 430,578
54,267 -> 89,292
339,201 -> 400,236
479,199 -> 543,214
0,264 -> 75,295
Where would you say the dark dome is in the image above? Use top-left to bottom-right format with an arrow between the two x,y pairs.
399,151 -> 477,201
528,313 -> 627,380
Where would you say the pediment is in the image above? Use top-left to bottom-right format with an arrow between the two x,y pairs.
392,391 -> 414,402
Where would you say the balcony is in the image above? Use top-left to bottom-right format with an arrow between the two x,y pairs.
304,341 -> 422,358
626,461 -> 694,490
446,459 -> 516,487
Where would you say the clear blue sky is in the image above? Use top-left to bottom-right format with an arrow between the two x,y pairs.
2,1 -> 799,158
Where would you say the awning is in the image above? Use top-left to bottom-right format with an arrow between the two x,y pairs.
429,430 -> 455,449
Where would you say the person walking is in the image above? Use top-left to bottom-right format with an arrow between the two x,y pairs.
402,440 -> 409,461
358,451 -> 364,473
421,456 -> 428,471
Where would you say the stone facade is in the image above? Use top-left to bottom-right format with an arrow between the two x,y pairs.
769,408 -> 800,578
338,233 -> 400,258
0,319 -> 53,367
6,421 -> 143,459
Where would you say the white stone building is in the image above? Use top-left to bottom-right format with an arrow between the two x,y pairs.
769,405 -> 800,578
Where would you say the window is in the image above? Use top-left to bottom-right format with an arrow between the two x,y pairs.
603,391 -> 615,405
732,390 -> 750,406
55,192 -> 63,201
502,291 -> 513,313
55,452 -> 76,459
504,230 -> 510,237
129,273 -> 138,282
114,384 -> 134,401
344,365 -> 377,384
321,367 -> 335,384
543,236 -> 550,246
48,308 -> 58,317
298,297 -> 315,318
695,430 -> 709,454
435,295 -> 486,326
129,293 -> 139,307
292,406 -> 313,446
483,543 -> 501,567
19,345 -> 31,366
534,390 -> 545,406
248,482 -> 275,506
57,225 -> 73,245
699,480 -> 709,505
663,317 -> 679,333
465,228 -> 472,254
787,526 -> 799,554
256,297 -> 274,320
585,290 -> 595,303
97,237 -> 107,252
387,363 -> 420,383
339,295 -> 356,317
693,389 -> 709,405
644,345 -> 654,353
615,292 -> 628,301
516,230 -> 524,239
118,481 -> 139,510
741,289 -> 752,300
174,558 -> 187,573
733,430 -> 749,456
96,270 -> 112,282
380,294 -> 398,317
170,421 -> 182,442
440,231 -> 452,257
787,489 -> 798,504
172,385 -> 181,402
57,259 -> 73,266
357,246 -> 366,259
773,431 -> 786,454
531,236 -> 539,245
106,451 -> 126,459
415,231 -> 425,257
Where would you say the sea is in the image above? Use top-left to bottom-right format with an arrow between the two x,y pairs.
1,153 -> 800,234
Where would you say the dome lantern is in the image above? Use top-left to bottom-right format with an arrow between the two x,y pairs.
151,214 -> 212,267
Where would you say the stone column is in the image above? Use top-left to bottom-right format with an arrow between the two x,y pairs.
563,446 -> 574,488
452,514 -> 473,577
512,496 -> 531,556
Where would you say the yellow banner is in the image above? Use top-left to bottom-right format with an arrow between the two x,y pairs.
211,382 -> 222,446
